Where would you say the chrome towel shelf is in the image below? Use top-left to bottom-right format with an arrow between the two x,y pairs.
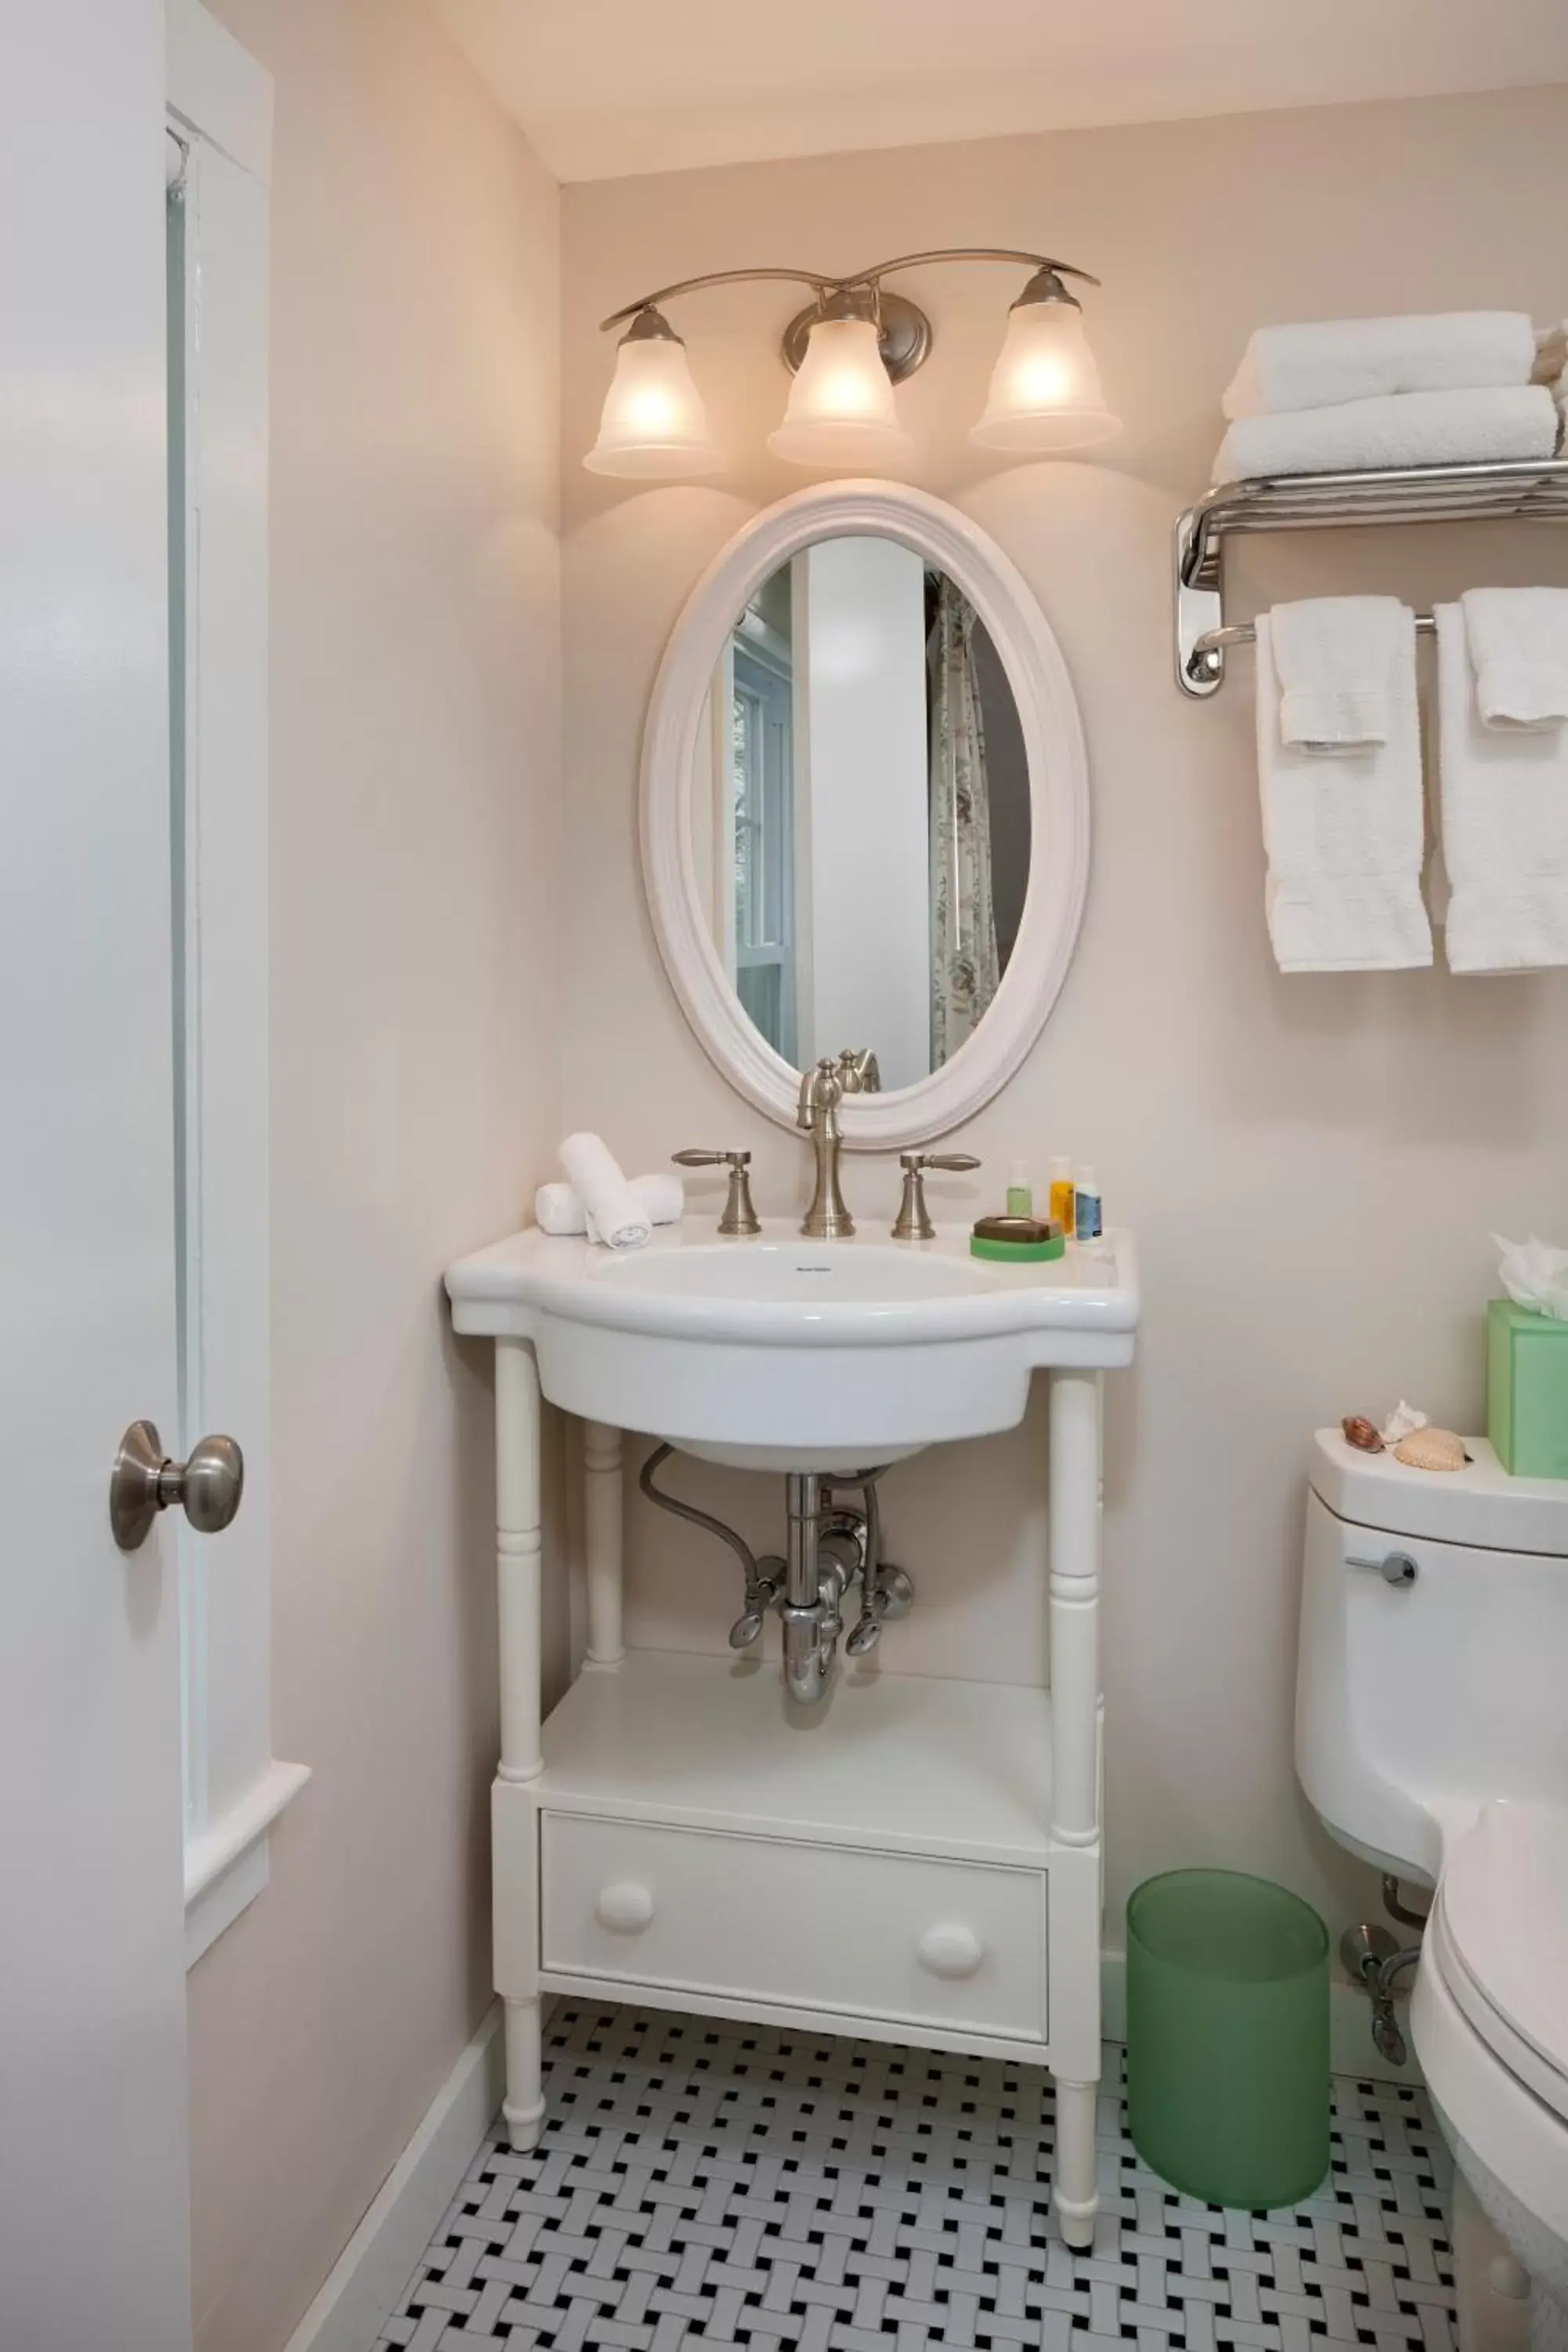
1174,457 -> 1568,697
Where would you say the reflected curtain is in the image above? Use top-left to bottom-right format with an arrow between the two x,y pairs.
928,579 -> 1000,1066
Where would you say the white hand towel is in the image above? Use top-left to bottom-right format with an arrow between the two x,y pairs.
1254,611 -> 1432,974
1434,603 -> 1568,974
535,1172 -> 684,1238
558,1133 -> 655,1250
1271,595 -> 1410,752
1459,587 -> 1568,731
1222,311 -> 1537,419
1214,385 -> 1559,485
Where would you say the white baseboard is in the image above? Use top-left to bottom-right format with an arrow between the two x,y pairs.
1099,1949 -> 1423,2087
282,2002 -> 505,2352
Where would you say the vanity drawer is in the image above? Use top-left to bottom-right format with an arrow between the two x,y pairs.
541,1813 -> 1046,2041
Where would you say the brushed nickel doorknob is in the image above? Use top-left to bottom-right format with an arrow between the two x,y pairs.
111,1419 -> 244,1552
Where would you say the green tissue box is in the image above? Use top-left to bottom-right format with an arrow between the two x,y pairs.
1487,1298 -> 1568,1479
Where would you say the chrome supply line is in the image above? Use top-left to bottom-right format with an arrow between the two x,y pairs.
637,1446 -> 909,1703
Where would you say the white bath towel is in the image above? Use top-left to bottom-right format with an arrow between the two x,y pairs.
1214,385 -> 1559,485
1434,603 -> 1568,973
1222,311 -> 1536,420
1458,587 -> 1568,732
557,1133 -> 656,1250
1254,612 -> 1432,973
1271,595 -> 1410,753
535,1172 -> 684,1238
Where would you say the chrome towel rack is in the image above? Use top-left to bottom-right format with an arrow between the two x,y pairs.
1174,457 -> 1568,698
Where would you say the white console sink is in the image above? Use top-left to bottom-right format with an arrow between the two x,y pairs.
445,1216 -> 1138,1470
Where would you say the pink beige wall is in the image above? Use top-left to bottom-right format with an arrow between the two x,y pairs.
186,7 -> 561,2347
559,88 -> 1568,1947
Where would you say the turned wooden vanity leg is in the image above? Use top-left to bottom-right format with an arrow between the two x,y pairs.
1054,2080 -> 1099,2249
495,1338 -> 545,2149
1049,1367 -> 1104,2247
583,1421 -> 625,1668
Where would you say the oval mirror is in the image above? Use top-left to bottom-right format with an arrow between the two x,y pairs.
641,483 -> 1089,1147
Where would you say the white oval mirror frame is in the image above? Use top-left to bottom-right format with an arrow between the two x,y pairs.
640,480 -> 1091,1147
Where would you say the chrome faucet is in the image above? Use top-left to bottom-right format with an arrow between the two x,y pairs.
797,1057 -> 854,1239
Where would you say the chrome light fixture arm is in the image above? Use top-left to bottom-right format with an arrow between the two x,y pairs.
600,248 -> 1102,369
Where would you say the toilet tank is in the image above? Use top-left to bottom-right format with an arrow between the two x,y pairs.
1295,1430 -> 1568,1886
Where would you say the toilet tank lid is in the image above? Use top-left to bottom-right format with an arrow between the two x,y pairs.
1309,1430 -> 1568,1554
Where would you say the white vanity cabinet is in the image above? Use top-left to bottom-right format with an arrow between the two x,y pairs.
449,1221 -> 1135,2250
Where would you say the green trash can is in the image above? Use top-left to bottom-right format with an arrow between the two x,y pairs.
1127,1869 -> 1330,2209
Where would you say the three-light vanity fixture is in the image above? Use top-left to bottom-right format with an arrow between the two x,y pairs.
585,249 -> 1120,478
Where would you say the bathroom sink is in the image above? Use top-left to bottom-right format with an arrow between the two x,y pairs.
448,1217 -> 1138,1471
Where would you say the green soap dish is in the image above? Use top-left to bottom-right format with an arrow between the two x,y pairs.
971,1216 -> 1065,1264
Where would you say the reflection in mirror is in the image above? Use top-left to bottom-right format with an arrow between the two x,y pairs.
691,535 -> 1030,1093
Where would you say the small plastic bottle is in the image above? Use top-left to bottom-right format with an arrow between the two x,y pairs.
1074,1165 -> 1103,1242
1048,1157 -> 1075,1234
1006,1160 -> 1033,1217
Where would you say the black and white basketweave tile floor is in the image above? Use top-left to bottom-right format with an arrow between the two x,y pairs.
377,2002 -> 1455,2352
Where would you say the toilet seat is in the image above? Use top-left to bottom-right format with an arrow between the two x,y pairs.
1435,1804 -> 1568,2125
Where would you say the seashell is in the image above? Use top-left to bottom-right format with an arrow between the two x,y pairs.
1341,1415 -> 1384,1454
1394,1426 -> 1466,1473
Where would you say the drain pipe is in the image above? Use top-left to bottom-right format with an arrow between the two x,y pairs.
782,1471 -> 829,1704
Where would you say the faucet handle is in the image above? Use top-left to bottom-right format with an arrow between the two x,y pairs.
891,1152 -> 981,1242
672,1149 -> 761,1238
836,1047 -> 881,1095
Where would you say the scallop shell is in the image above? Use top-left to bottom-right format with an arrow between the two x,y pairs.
1341,1415 -> 1384,1454
1393,1426 -> 1465,1472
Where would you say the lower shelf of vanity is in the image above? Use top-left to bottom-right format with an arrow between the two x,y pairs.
499,1648 -> 1098,2069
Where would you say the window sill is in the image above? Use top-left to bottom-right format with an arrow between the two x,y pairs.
185,1756 -> 310,1968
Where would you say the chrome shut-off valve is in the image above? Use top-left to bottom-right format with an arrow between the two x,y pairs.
636,1443 -> 913,1705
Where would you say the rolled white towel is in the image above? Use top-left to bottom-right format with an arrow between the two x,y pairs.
535,1172 -> 684,1238
1271,595 -> 1410,753
1214,385 -> 1559,485
1435,603 -> 1568,974
557,1133 -> 655,1251
1459,588 -> 1568,732
1222,311 -> 1536,419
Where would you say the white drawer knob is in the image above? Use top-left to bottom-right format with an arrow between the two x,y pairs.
917,1922 -> 984,1979
594,1880 -> 654,1934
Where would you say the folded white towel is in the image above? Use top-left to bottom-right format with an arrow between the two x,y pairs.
1460,587 -> 1568,731
1435,603 -> 1568,973
1254,611 -> 1432,974
1214,385 -> 1559,484
1223,311 -> 1536,420
535,1172 -> 684,1238
557,1133 -> 655,1250
1271,596 -> 1410,753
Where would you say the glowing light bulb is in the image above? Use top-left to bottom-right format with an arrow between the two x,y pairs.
971,286 -> 1120,453
585,312 -> 720,479
767,317 -> 913,469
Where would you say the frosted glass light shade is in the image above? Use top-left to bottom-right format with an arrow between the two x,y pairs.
767,317 -> 914,469
971,299 -> 1121,452
585,332 -> 721,478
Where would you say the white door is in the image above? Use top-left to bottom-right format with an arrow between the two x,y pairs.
1,4 -> 194,2347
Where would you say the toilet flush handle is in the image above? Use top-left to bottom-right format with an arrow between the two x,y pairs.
1347,1550 -> 1418,1587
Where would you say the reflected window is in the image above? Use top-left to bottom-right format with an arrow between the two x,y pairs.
729,615 -> 796,1063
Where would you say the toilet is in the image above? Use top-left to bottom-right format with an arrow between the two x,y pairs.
1295,1428 -> 1568,2352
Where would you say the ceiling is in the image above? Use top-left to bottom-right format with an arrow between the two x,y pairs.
433,0 -> 1568,184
